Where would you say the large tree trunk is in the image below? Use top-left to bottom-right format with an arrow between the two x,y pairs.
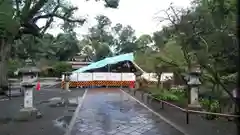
0,60 -> 7,88
0,38 -> 10,90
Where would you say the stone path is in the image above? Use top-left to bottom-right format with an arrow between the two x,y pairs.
70,88 -> 184,135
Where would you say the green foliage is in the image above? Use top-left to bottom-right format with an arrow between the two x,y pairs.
134,51 -> 156,72
200,98 -> 220,112
146,85 -> 187,107
148,0 -> 237,104
0,0 -> 19,37
80,15 -> 114,61
112,24 -> 138,54
154,91 -> 179,101
12,32 -> 80,61
157,40 -> 187,68
135,34 -> 152,50
151,88 -> 186,102
0,0 -> 120,88
52,62 -> 72,77
199,98 -> 221,120
170,88 -> 186,97
7,59 -> 22,77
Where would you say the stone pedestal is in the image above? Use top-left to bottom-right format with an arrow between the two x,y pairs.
188,87 -> 201,108
21,83 -> 35,108
65,82 -> 70,91
63,72 -> 71,91
15,107 -> 39,121
24,88 -> 33,108
15,82 -> 42,121
187,68 -> 201,109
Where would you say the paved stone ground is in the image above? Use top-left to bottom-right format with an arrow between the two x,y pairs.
0,88 -> 85,135
70,88 -> 184,135
130,90 -> 237,135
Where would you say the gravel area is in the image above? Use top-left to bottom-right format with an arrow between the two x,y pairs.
0,88 -> 85,135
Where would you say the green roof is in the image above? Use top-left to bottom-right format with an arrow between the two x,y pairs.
73,53 -> 134,73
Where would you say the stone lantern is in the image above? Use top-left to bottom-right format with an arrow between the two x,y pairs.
63,72 -> 72,91
15,59 -> 42,120
18,59 -> 40,83
16,81 -> 42,121
187,64 -> 201,108
18,60 -> 40,105
18,67 -> 40,83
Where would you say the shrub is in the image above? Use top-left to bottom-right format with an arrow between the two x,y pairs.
152,91 -> 179,101
200,98 -> 220,112
200,98 -> 220,120
170,88 -> 185,97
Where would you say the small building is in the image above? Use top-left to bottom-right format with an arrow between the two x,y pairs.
67,55 -> 92,69
67,61 -> 92,69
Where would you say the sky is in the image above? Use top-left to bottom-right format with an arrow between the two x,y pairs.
45,0 -> 191,38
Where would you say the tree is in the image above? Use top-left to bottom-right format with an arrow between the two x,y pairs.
135,49 -> 156,72
153,0 -> 238,124
52,32 -> 80,61
11,32 -> 80,61
112,23 -> 138,54
0,0 -> 119,88
80,15 -> 113,61
153,28 -> 171,50
135,34 -> 153,51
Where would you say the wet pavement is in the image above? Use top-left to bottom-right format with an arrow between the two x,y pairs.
0,88 -> 85,135
70,89 -> 184,135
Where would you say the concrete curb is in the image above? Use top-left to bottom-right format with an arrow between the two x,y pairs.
64,89 -> 88,135
120,89 -> 190,135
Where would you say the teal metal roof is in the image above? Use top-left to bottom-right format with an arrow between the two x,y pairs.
73,53 -> 134,73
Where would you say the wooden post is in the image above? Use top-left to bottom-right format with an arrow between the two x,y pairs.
107,64 -> 110,88
186,108 -> 189,124
91,72 -> 93,88
160,101 -> 164,109
236,1 -> 240,134
120,72 -> 123,89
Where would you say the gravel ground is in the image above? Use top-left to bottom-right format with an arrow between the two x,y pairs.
0,88 -> 85,135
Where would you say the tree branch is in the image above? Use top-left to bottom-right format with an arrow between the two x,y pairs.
40,17 -> 53,34
15,0 -> 20,17
27,0 -> 48,20
21,0 -> 32,21
33,13 -> 86,24
32,3 -> 60,23
195,53 -> 237,104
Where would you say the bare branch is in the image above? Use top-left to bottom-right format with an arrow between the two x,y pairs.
169,6 -> 181,22
41,17 -> 53,34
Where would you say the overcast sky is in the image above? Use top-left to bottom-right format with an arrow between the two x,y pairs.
46,0 -> 191,38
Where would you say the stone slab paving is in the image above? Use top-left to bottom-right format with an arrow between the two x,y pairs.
70,88 -> 184,135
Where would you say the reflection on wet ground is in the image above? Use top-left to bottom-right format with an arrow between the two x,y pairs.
70,89 -> 184,135
52,96 -> 82,131
54,115 -> 73,130
38,96 -> 80,108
